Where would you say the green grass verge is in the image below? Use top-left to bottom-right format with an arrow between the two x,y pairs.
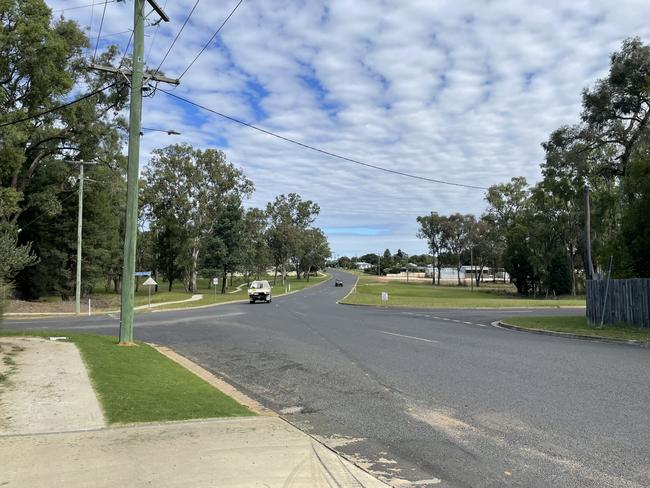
22,274 -> 330,313
0,331 -> 253,423
341,274 -> 585,308
152,273 -> 330,311
501,316 -> 650,342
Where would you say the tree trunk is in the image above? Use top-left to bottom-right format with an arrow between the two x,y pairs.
570,249 -> 577,296
230,271 -> 234,287
306,265 -> 312,281
273,266 -> 278,285
190,247 -> 199,292
457,257 -> 462,286
168,278 -> 173,292
437,264 -> 441,285
476,258 -> 484,287
221,266 -> 227,294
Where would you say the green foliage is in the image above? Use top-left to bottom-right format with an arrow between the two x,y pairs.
202,197 -> 247,293
1,1 -> 128,299
265,193 -> 321,282
142,144 -> 253,292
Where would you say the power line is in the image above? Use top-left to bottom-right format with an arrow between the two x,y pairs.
19,191 -> 79,233
0,83 -> 117,128
52,0 -> 116,14
177,0 -> 244,80
154,0 -> 200,75
118,30 -> 134,69
92,0 -> 109,62
145,0 -> 169,64
159,89 -> 488,190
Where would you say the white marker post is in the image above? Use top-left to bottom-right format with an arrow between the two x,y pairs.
212,277 -> 218,301
381,291 -> 388,304
142,276 -> 158,308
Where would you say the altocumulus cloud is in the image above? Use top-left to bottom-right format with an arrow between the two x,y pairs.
50,0 -> 650,255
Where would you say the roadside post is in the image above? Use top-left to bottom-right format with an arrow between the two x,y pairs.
142,276 -> 158,308
381,291 -> 388,305
212,277 -> 218,301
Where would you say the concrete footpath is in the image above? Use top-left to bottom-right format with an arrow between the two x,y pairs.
1,417 -> 386,487
0,337 -> 105,435
0,337 -> 388,488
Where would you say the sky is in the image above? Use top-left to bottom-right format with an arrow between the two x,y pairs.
48,0 -> 650,257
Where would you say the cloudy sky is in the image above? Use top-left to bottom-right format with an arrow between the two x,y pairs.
49,0 -> 650,257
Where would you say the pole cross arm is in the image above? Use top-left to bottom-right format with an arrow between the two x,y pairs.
146,0 -> 170,22
89,63 -> 180,86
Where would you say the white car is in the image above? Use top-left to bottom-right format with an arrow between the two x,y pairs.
248,280 -> 272,304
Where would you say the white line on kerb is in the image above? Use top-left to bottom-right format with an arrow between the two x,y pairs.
378,330 -> 439,343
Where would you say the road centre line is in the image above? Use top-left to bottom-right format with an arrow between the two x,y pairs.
377,330 -> 439,343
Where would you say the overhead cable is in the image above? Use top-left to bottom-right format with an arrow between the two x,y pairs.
159,89 -> 488,190
92,0 -> 109,61
0,83 -> 118,128
154,0 -> 200,75
177,0 -> 244,80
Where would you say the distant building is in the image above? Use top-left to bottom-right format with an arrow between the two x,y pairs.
356,262 -> 373,271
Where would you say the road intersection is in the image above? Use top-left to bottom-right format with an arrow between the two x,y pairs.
3,270 -> 648,487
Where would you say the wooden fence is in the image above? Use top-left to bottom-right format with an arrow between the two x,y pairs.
586,278 -> 650,328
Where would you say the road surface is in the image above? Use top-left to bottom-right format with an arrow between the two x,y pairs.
3,271 -> 648,488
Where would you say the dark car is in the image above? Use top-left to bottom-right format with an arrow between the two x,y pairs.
334,279 -> 343,287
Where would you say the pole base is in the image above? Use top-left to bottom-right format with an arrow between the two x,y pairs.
117,341 -> 137,347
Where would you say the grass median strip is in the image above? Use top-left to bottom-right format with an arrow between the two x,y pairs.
501,316 -> 650,342
342,275 -> 585,308
0,331 -> 253,423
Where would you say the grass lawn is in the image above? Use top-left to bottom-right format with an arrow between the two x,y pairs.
341,274 -> 586,308
152,273 -> 331,310
9,273 -> 330,314
501,316 -> 650,342
0,331 -> 253,423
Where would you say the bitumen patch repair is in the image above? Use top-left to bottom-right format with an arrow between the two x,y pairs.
0,336 -> 387,488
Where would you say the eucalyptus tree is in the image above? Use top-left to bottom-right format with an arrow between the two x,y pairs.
242,207 -> 270,281
442,213 -> 475,285
1,0 -> 128,298
142,144 -> 253,292
416,212 -> 447,284
266,193 -> 319,284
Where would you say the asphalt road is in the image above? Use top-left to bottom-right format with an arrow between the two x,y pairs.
3,270 -> 649,488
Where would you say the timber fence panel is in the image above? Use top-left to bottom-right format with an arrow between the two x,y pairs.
587,278 -> 650,328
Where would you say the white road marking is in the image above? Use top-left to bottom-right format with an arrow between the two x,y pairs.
463,321 -> 473,325
378,331 -> 439,343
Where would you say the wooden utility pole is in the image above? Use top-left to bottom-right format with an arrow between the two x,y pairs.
89,0 -> 175,344
118,0 -> 147,344
64,160 -> 98,315
584,186 -> 595,281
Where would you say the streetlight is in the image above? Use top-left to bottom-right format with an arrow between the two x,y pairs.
140,127 -> 181,136
64,160 -> 98,315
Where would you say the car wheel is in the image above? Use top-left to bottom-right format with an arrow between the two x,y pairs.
249,299 -> 254,304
